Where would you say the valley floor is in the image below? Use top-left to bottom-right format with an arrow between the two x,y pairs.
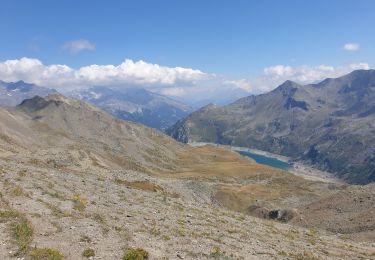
189,142 -> 342,184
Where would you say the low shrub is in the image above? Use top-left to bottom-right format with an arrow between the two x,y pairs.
123,247 -> 149,260
82,248 -> 95,258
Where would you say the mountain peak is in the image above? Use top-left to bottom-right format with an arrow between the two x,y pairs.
200,103 -> 218,111
282,79 -> 299,86
0,80 -> 56,107
273,80 -> 301,97
17,95 -> 61,112
14,80 -> 27,85
45,93 -> 76,104
348,68 -> 375,76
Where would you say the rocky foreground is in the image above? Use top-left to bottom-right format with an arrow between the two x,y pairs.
0,164 -> 374,259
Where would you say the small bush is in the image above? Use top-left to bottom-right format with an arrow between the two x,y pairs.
80,235 -> 92,243
29,247 -> 64,260
18,169 -> 27,177
123,247 -> 149,260
82,248 -> 95,258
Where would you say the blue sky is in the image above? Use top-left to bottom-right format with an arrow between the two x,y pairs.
0,0 -> 374,104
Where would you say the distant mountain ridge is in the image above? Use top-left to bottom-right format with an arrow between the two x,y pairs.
69,86 -> 192,130
167,69 -> 375,184
0,80 -> 56,106
0,80 -> 192,130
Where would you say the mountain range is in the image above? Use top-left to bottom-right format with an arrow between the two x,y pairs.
0,80 -> 56,106
0,80 -> 192,131
167,69 -> 375,184
69,86 -> 192,130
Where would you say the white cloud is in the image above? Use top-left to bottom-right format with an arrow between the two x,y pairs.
224,79 -> 252,92
160,87 -> 187,97
63,39 -> 95,54
263,63 -> 369,82
255,63 -> 370,93
0,57 -> 206,91
0,57 -> 371,104
343,43 -> 360,51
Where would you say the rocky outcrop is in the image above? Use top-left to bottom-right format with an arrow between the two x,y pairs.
248,205 -> 299,222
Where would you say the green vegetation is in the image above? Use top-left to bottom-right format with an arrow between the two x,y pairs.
123,247 -> 149,260
0,210 -> 21,222
82,248 -> 95,258
11,216 -> 34,255
29,247 -> 64,260
0,209 -> 34,255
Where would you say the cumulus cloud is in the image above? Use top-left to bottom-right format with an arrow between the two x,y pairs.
223,79 -> 252,92
0,57 -> 206,91
62,39 -> 95,54
264,63 -> 370,81
343,43 -> 360,51
256,63 -> 370,92
0,57 -> 371,104
160,87 -> 187,97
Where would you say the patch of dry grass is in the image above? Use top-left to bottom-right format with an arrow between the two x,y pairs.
115,179 -> 163,192
72,194 -> 88,211
29,247 -> 64,260
290,251 -> 319,260
10,186 -> 26,197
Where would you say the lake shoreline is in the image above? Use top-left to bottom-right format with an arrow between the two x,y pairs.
189,141 -> 343,184
189,141 -> 291,162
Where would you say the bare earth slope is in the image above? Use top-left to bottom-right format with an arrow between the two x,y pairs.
0,94 -> 374,259
292,183 -> 375,241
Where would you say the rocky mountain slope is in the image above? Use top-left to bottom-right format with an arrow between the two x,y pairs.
69,86 -> 192,130
167,69 -> 375,184
291,183 -> 375,241
0,94 -> 374,259
0,80 -> 56,107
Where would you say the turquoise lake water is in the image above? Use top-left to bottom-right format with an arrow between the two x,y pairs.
238,151 -> 292,170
